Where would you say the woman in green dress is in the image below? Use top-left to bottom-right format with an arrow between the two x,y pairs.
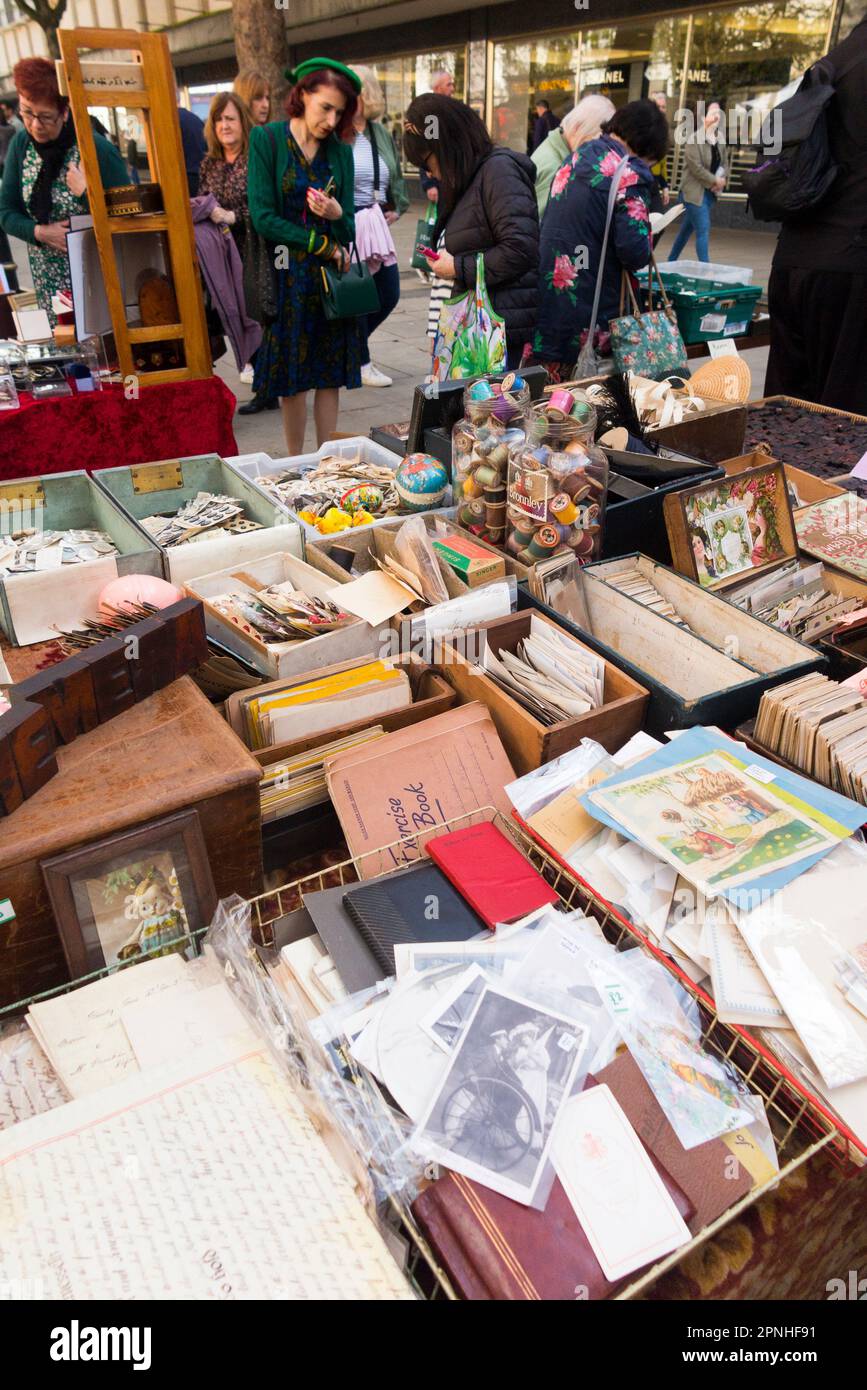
0,57 -> 127,326
247,58 -> 363,455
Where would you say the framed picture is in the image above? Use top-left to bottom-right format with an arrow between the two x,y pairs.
42,810 -> 217,979
663,463 -> 796,591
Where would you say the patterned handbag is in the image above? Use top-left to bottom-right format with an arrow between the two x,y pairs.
609,256 -> 688,381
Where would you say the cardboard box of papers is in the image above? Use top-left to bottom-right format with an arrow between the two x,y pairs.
184,551 -> 384,679
0,679 -> 262,1009
434,609 -> 649,775
518,554 -> 824,737
225,652 -> 457,769
92,454 -> 302,587
0,470 -> 163,646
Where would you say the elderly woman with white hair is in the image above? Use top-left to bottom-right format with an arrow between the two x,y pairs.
531,94 -> 615,216
347,64 -> 409,387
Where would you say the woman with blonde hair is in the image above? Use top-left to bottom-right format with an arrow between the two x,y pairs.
347,65 -> 409,387
233,68 -> 271,126
532,93 -> 615,216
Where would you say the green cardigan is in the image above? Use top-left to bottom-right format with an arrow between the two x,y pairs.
247,121 -> 355,259
366,120 -> 409,216
531,127 -> 571,217
0,126 -> 128,245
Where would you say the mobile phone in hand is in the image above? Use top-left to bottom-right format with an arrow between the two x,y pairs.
417,245 -> 438,261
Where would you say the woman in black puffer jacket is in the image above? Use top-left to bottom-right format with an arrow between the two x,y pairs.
404,95 -> 539,368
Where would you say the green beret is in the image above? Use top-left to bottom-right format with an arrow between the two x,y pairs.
285,58 -> 362,94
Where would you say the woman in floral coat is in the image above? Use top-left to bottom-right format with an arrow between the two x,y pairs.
531,100 -> 668,380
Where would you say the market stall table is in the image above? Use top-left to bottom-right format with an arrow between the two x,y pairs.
0,377 -> 238,482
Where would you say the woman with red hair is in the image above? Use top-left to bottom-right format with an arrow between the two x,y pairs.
247,58 -> 363,453
0,57 -> 127,323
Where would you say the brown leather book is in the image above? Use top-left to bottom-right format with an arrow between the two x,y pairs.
412,1136 -> 694,1301
595,1052 -> 754,1234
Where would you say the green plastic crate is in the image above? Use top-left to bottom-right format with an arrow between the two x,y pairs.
648,272 -> 762,344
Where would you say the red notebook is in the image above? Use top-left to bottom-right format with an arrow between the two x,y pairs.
426,822 -> 559,931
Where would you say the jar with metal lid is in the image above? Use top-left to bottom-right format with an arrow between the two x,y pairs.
452,373 -> 531,547
506,392 -> 608,566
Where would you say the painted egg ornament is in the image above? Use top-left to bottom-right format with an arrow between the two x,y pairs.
340,483 -> 384,515
395,453 -> 450,511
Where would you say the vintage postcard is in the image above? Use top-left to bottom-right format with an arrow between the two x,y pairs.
588,750 -> 847,898
552,1085 -> 691,1281
795,494 -> 867,583
683,469 -> 787,588
415,984 -> 589,1207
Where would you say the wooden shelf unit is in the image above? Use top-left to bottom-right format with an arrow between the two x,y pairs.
59,28 -> 212,387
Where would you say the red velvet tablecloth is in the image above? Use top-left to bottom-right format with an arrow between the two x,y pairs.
0,377 -> 238,481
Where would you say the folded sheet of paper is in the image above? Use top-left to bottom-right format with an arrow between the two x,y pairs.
119,983 -> 258,1071
0,1045 -> 414,1300
26,953 -> 223,1098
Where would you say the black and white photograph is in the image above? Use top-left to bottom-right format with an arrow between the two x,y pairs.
415,984 -> 589,1206
419,965 -> 489,1053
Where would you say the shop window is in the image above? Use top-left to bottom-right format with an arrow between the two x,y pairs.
492,37 -> 581,152
682,1 -> 831,194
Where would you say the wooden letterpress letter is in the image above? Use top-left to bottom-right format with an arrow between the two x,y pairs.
5,701 -> 57,799
0,715 -> 25,816
10,656 -> 98,745
158,599 -> 209,681
124,614 -> 174,700
80,636 -> 137,722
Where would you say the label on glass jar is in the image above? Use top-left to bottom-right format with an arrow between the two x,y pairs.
508,463 -> 551,522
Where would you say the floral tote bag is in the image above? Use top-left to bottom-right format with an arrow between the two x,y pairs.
431,252 -> 507,381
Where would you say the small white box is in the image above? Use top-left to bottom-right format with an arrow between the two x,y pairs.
184,550 -> 387,679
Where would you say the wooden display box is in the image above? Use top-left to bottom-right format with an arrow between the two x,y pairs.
663,460 -> 797,593
0,678 -> 262,1009
185,551 -> 383,679
93,454 -> 302,586
722,452 -> 846,510
0,471 -> 162,647
649,403 -> 747,463
518,554 -> 824,737
433,609 -> 649,775
307,514 -> 515,647
224,652 -> 458,769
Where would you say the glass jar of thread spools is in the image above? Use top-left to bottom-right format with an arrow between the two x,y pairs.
506,390 -> 608,567
452,372 -> 531,548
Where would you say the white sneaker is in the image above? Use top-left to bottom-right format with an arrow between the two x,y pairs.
361,363 -> 393,388
239,363 -> 254,385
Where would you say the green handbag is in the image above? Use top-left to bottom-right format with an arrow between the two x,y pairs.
320,243 -> 380,320
411,202 -> 437,270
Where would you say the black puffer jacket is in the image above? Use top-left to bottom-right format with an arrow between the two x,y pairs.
439,148 -> 540,346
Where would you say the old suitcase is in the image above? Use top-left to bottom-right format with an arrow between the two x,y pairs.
0,677 -> 263,1009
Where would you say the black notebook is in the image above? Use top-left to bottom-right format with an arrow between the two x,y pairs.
341,864 -> 485,974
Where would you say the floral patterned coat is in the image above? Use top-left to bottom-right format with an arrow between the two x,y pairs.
533,135 -> 654,364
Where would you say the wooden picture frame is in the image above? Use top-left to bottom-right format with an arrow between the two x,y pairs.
42,809 -> 217,981
663,462 -> 797,593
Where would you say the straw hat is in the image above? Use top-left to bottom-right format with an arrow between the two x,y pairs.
689,355 -> 752,406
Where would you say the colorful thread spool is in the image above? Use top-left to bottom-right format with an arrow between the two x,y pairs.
459,499 -> 485,527
469,380 -> 494,401
511,519 -> 537,548
550,492 -> 579,525
527,525 -> 562,558
548,387 -> 575,416
473,464 -> 500,489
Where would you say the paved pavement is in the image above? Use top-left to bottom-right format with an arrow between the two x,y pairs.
10,208 -> 777,462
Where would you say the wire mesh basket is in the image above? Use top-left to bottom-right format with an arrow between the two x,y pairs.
242,804 -> 861,1301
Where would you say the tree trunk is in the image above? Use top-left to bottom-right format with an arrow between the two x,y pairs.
232,0 -> 289,106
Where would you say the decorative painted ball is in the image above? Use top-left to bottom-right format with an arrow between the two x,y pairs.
99,573 -> 183,613
340,483 -> 384,515
395,453 -> 450,511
